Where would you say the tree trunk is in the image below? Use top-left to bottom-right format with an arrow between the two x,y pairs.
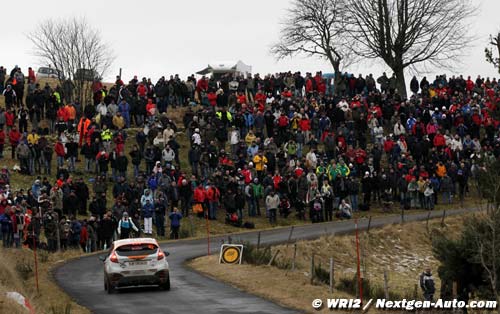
333,67 -> 341,97
327,55 -> 341,97
394,67 -> 407,99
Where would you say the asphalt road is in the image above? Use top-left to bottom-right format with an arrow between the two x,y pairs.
54,208 -> 474,314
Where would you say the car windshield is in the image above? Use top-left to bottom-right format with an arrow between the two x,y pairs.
115,243 -> 158,256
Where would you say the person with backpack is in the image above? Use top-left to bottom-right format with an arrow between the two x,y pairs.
117,212 -> 138,239
419,268 -> 436,301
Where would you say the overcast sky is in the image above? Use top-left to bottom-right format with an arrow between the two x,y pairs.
2,0 -> 499,82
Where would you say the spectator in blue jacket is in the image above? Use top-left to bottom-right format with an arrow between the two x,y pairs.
1,210 -> 13,247
142,199 -> 154,235
169,207 -> 183,239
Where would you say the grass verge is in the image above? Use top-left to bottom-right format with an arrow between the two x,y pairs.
0,247 -> 90,314
188,215 -> 468,313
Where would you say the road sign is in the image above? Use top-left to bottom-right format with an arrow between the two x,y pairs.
219,244 -> 243,264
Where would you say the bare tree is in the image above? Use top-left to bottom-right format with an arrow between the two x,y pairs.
346,0 -> 474,98
28,17 -> 114,104
271,0 -> 352,94
485,33 -> 500,74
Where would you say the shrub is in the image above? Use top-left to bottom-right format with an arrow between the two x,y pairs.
38,250 -> 50,263
242,241 -> 271,265
50,304 -> 72,314
179,227 -> 191,239
15,262 -> 33,281
336,274 -> 408,300
275,258 -> 292,270
313,263 -> 330,284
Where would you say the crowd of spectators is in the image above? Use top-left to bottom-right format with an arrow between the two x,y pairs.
0,65 -> 498,252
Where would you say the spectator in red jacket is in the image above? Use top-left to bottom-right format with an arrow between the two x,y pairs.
207,91 -> 217,107
299,116 -> 311,140
281,88 -> 293,98
196,76 -> 208,93
55,139 -> 66,168
193,184 -> 206,218
5,110 -> 14,131
383,135 -> 394,155
137,83 -> 147,98
255,90 -> 266,107
8,126 -> 21,159
28,67 -> 36,83
305,77 -> 314,95
433,131 -> 446,149
57,106 -> 69,122
237,92 -> 247,105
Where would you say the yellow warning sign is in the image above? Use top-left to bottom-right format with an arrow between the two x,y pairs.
219,244 -> 243,264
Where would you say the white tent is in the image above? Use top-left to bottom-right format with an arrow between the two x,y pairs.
196,60 -> 252,77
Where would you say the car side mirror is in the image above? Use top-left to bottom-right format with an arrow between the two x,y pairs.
164,251 -> 170,257
99,255 -> 107,262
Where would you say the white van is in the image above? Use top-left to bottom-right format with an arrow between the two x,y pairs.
36,67 -> 64,79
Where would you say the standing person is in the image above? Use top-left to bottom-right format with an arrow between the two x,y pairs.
423,179 -> 435,210
347,177 -> 359,211
154,197 -> 166,237
16,141 -> 30,174
117,212 -> 138,239
0,127 -> 5,158
169,207 -> 182,239
65,137 -> 78,172
43,144 -> 53,175
179,179 -> 191,217
2,85 -> 16,110
321,180 -> 334,221
265,190 -> 280,225
130,144 -> 142,177
54,138 -> 66,168
0,209 -> 13,247
440,173 -> 453,204
419,268 -> 436,301
206,182 -> 220,220
18,106 -> 29,133
79,221 -> 89,252
8,125 -> 21,159
251,178 -> 263,216
193,184 -> 206,218
142,199 -> 154,235
99,212 -> 115,249
361,171 -> 372,209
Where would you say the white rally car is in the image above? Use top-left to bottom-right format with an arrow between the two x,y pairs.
100,238 -> 170,293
